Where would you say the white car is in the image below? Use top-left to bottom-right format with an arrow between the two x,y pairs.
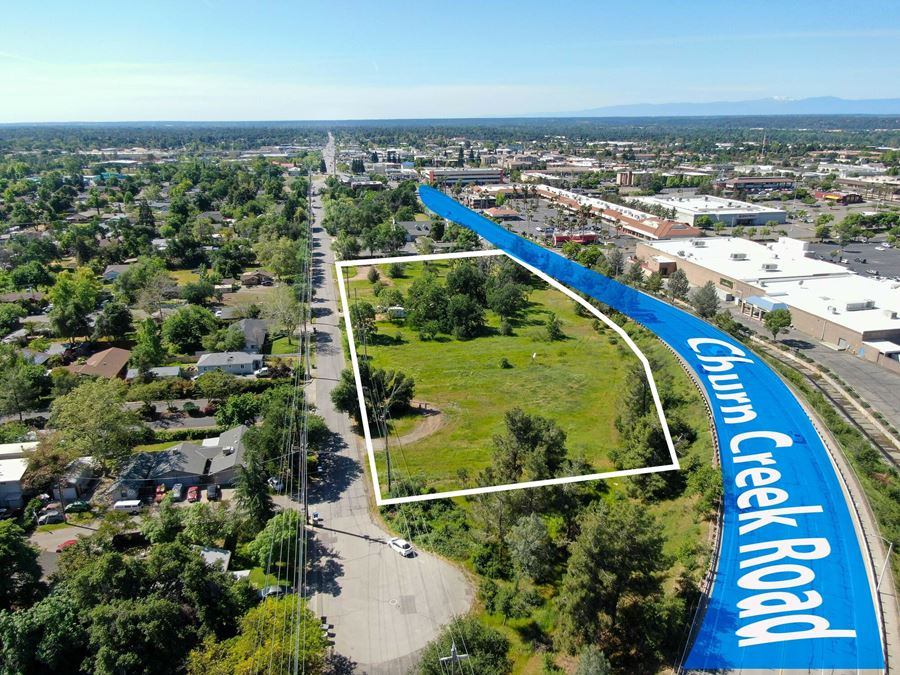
388,537 -> 414,557
267,476 -> 284,492
37,510 -> 65,525
254,367 -> 271,378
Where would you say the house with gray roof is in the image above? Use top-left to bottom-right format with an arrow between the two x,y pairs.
231,318 -> 268,352
109,425 -> 248,499
197,351 -> 262,376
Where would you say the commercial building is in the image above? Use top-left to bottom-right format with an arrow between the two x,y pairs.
423,168 -> 504,185
632,194 -> 786,227
534,185 -> 702,241
814,190 -> 864,205
721,176 -> 795,193
637,237 -> 900,371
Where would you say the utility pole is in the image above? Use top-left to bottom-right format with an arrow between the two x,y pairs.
439,642 -> 469,669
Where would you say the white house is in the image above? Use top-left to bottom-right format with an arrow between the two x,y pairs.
196,352 -> 263,376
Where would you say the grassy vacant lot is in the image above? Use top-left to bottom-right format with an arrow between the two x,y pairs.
347,259 -> 643,495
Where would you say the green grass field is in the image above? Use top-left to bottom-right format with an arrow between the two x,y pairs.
347,259 -> 642,495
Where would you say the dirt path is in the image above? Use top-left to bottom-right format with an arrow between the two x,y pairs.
392,402 -> 445,446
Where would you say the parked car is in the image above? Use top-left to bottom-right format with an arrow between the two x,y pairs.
64,500 -> 91,514
56,539 -> 78,553
267,477 -> 284,492
186,486 -> 200,503
388,537 -> 414,557
171,483 -> 184,501
254,366 -> 271,378
155,484 -> 167,503
259,585 -> 292,600
206,484 -> 219,501
37,510 -> 65,525
0,507 -> 15,520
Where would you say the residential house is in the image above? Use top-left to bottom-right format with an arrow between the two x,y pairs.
196,351 -> 262,376
109,425 -> 248,499
240,269 -> 275,287
52,456 -> 99,501
102,264 -> 131,281
0,441 -> 34,509
67,347 -> 132,379
124,365 -> 184,381
231,318 -> 268,352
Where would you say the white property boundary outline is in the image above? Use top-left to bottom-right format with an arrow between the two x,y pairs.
335,248 -> 678,506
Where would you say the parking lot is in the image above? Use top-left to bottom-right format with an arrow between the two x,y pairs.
806,241 -> 900,280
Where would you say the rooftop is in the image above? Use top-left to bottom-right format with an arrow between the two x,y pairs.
635,194 -> 786,216
648,237 -> 846,282
0,457 -> 29,483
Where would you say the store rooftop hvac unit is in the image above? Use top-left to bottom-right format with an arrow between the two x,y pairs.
761,263 -> 779,271
845,300 -> 875,312
729,252 -> 748,260
691,239 -> 706,247
883,309 -> 898,319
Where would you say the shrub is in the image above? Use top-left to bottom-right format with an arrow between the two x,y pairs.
499,357 -> 512,369
499,319 -> 513,336
366,266 -> 380,283
387,262 -> 405,278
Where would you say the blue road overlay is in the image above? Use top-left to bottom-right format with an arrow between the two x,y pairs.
418,185 -> 884,671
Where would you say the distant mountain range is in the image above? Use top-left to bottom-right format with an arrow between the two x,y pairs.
541,96 -> 900,117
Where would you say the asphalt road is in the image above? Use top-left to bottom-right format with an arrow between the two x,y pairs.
305,170 -> 472,674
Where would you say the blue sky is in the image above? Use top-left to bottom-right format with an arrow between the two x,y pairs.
1,0 -> 898,122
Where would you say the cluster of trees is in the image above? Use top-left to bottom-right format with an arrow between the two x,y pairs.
369,257 -> 534,343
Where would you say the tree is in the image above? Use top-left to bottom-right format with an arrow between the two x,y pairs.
763,307 -> 792,341
366,266 -> 380,284
215,393 -> 261,427
0,520 -> 41,611
666,269 -> 689,300
575,646 -> 612,675
261,285 -> 299,345
606,248 -> 625,277
162,305 -> 217,353
187,596 -> 328,675
49,379 -> 144,471
92,301 -> 133,341
0,591 -> 87,675
0,303 -> 26,334
140,496 -> 184,544
545,313 -> 564,341
235,444 -> 274,533
349,301 -> 377,342
406,274 -> 449,332
446,259 -> 487,304
417,617 -> 511,675
556,501 -> 666,651
246,510 -> 301,570
253,237 -> 305,280
644,271 -> 663,293
86,597 -> 193,675
180,280 -> 215,305
690,281 -> 719,318
48,267 -> 100,340
195,370 -> 239,402
695,215 -> 715,230
508,513 -> 553,581
447,293 -> 485,339
331,362 -> 414,425
0,347 -> 48,423
486,282 -> 527,321
130,318 -> 165,373
202,327 -> 245,353
492,408 -> 567,483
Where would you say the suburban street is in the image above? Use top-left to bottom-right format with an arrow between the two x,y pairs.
304,138 -> 473,674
